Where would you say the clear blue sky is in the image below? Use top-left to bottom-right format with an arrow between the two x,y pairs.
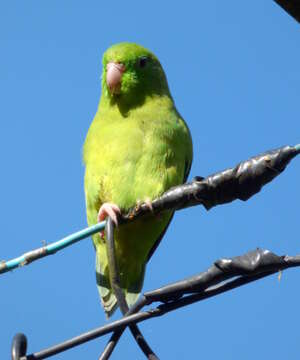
1,2 -> 299,359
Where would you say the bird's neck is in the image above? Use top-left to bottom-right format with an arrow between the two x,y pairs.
98,93 -> 174,118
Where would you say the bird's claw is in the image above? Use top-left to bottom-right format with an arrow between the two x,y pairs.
135,198 -> 153,213
97,203 -> 121,238
145,198 -> 153,212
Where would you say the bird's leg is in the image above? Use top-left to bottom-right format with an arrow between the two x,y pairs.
98,203 -> 121,238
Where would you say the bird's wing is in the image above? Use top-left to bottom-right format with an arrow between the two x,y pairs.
147,159 -> 191,262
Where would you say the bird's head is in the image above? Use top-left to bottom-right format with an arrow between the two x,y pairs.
101,42 -> 171,111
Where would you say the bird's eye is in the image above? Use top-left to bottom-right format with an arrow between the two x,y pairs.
138,56 -> 148,68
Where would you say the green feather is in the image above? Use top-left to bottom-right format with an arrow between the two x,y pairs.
84,42 -> 193,317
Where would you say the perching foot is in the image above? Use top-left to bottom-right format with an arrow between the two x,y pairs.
98,203 -> 121,238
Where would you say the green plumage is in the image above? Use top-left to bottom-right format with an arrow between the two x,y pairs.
83,43 -> 193,317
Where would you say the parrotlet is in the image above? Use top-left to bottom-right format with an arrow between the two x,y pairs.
83,42 -> 193,317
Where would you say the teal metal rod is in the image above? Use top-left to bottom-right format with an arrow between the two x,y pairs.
0,221 -> 106,275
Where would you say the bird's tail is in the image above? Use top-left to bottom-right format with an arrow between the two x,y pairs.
95,251 -> 145,318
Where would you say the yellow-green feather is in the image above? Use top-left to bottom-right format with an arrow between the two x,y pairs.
84,43 -> 193,317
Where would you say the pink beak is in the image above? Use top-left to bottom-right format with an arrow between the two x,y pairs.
106,62 -> 125,94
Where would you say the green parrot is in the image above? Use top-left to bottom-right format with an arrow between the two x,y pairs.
83,42 -> 193,317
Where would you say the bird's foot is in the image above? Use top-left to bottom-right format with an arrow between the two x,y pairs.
135,198 -> 153,213
145,198 -> 164,221
145,198 -> 153,212
97,203 -> 121,238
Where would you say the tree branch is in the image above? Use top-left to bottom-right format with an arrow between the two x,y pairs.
121,145 -> 299,221
1,144 -> 299,276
